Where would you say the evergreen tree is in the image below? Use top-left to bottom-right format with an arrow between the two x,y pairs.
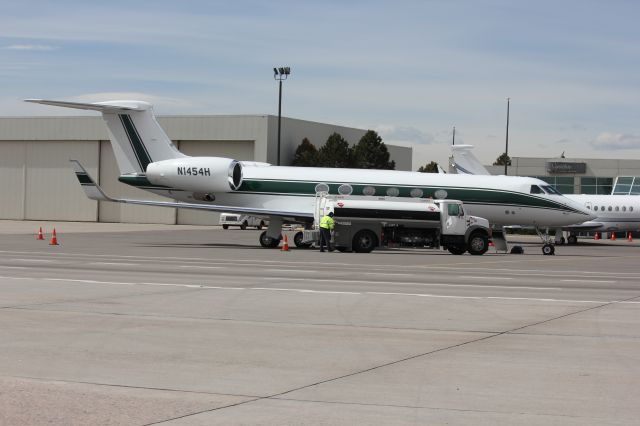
417,161 -> 440,173
493,152 -> 512,166
352,130 -> 395,170
291,137 -> 319,166
318,133 -> 353,168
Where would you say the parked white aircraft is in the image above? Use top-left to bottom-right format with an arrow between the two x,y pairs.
450,144 -> 640,244
25,99 -> 594,252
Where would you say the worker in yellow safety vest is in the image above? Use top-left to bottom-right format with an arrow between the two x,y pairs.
319,211 -> 335,252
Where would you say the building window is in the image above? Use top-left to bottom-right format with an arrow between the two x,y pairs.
535,176 -> 574,194
580,177 -> 613,195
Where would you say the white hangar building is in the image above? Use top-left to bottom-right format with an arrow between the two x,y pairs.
0,114 -> 412,225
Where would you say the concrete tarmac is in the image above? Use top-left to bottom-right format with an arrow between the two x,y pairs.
0,221 -> 639,425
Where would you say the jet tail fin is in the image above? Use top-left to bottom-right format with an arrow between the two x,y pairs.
451,144 -> 490,175
26,99 -> 186,175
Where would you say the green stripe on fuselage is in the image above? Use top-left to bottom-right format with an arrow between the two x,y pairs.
237,179 -> 578,212
118,175 -> 173,190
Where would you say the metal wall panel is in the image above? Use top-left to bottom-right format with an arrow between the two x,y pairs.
24,141 -> 99,221
0,142 -> 27,219
176,140 -> 255,225
98,141 -> 176,224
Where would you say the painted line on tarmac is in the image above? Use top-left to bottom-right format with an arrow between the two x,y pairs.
262,276 -> 560,290
561,279 -> 617,284
263,269 -> 319,273
88,262 -> 140,267
0,266 -> 28,270
179,265 -> 224,269
1,274 -> 637,304
12,259 -> 55,263
459,276 -> 513,280
3,249 -> 640,280
364,272 -> 415,277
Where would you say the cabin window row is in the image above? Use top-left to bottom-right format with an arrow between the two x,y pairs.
590,205 -> 634,212
314,183 -> 434,198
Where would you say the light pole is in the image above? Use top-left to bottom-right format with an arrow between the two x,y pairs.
273,66 -> 290,166
452,125 -> 456,146
505,97 -> 510,175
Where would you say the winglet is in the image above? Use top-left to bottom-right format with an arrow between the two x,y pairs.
70,159 -> 115,201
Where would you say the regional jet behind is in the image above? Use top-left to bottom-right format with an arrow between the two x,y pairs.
451,144 -> 640,244
25,99 -> 594,253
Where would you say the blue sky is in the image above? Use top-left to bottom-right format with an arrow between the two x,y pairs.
1,0 -> 639,168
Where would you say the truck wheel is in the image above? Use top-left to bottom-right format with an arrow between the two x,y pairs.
240,221 -> 247,230
352,230 -> 378,253
293,231 -> 311,248
259,231 -> 281,248
447,245 -> 466,255
222,224 -> 229,230
257,221 -> 264,230
468,232 -> 489,255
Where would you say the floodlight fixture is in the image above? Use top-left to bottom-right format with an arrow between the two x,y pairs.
273,66 -> 292,165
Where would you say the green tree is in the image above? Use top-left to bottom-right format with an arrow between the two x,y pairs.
493,152 -> 512,166
417,161 -> 440,173
291,137 -> 319,166
318,133 -> 353,168
352,130 -> 395,170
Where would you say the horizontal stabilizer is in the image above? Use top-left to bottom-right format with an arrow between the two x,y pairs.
25,99 -> 149,112
69,160 -> 312,220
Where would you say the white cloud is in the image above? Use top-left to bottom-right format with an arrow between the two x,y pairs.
591,132 -> 640,150
5,44 -> 56,51
375,125 -> 435,145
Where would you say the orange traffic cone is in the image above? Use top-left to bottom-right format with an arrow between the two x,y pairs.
281,234 -> 289,251
594,232 -> 599,240
628,232 -> 633,242
610,232 -> 616,241
37,227 -> 44,240
49,228 -> 59,246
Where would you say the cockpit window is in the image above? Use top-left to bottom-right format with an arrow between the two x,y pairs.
542,185 -> 562,195
530,185 -> 544,194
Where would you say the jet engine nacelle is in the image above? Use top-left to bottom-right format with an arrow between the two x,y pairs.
146,157 -> 243,192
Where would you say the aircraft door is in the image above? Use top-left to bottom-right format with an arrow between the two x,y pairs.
442,202 -> 467,235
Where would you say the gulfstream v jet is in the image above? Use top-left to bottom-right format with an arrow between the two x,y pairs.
25,99 -> 594,251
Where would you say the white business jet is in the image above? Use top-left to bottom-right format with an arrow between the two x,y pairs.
25,99 -> 594,252
450,144 -> 640,244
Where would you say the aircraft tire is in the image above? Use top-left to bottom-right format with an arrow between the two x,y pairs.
259,231 -> 281,248
222,225 -> 229,230
352,230 -> 378,253
542,243 -> 555,255
293,231 -> 312,248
